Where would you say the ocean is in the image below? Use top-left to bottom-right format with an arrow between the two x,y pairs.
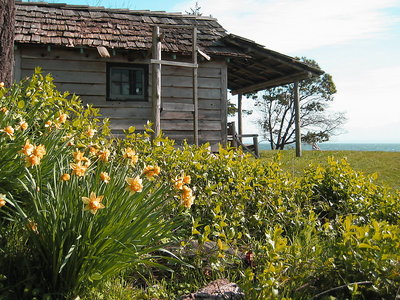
258,143 -> 400,152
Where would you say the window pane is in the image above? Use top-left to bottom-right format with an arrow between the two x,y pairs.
110,82 -> 120,95
111,69 -> 122,82
121,83 -> 130,95
108,65 -> 146,100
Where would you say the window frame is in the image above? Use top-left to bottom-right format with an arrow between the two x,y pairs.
106,63 -> 149,101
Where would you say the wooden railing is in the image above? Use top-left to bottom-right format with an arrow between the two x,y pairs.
227,122 -> 259,158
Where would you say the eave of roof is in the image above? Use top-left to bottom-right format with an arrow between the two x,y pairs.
222,34 -> 324,94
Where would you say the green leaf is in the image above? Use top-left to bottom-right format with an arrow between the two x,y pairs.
17,100 -> 25,109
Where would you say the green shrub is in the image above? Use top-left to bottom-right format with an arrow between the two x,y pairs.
1,72 -> 399,299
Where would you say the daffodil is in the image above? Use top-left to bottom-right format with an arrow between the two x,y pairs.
33,144 -> 46,159
25,155 -> 41,167
20,140 -> 35,156
1,126 -> 14,137
71,162 -> 88,176
0,107 -> 8,114
82,192 -> 105,214
89,146 -> 98,156
100,172 -> 110,183
173,177 -> 184,190
98,149 -> 110,162
0,82 -> 4,88
181,185 -> 195,208
73,150 -> 89,163
183,175 -> 191,184
125,176 -> 143,194
60,173 -> 71,181
0,194 -> 6,208
85,128 -> 97,138
123,147 -> 139,164
45,120 -> 53,128
142,165 -> 161,179
19,120 -> 28,131
58,113 -> 68,123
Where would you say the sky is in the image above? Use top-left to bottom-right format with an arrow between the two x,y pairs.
44,0 -> 400,143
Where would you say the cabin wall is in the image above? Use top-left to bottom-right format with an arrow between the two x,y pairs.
15,45 -> 227,148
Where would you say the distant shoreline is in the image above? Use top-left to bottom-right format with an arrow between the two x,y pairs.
258,142 -> 400,152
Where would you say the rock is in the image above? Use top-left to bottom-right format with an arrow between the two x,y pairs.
180,279 -> 245,300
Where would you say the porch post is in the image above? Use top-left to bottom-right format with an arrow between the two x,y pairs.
192,27 -> 199,145
152,26 -> 162,138
294,81 -> 302,157
237,93 -> 243,142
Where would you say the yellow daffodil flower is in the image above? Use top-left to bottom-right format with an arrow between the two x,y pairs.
82,192 -> 105,214
1,126 -> 14,137
71,162 -> 88,176
0,194 -> 6,208
100,172 -> 110,183
125,176 -> 143,194
142,165 -> 161,179
60,173 -> 71,181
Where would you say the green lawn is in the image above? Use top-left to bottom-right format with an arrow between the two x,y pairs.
260,150 -> 400,190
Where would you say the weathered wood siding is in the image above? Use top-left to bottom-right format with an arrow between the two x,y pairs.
16,45 -> 227,148
161,61 -> 227,148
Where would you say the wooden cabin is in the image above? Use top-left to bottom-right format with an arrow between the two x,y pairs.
13,2 -> 323,151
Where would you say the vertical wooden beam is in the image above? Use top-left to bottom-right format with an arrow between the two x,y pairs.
237,93 -> 243,142
220,63 -> 228,146
192,27 -> 199,145
152,26 -> 162,139
294,81 -> 302,157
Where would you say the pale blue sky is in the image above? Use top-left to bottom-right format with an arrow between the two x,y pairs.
33,0 -> 400,143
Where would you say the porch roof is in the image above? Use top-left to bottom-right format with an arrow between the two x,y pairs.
222,34 -> 324,94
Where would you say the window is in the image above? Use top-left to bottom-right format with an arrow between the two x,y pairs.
107,64 -> 148,101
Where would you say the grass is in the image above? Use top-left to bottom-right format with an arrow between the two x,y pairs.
259,150 -> 400,190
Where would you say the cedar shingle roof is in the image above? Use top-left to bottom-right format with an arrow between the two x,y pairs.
14,1 -> 324,93
15,1 -> 248,58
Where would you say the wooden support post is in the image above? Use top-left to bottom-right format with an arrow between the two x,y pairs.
253,135 -> 259,158
294,81 -> 302,157
192,27 -> 199,145
152,26 -> 162,139
238,93 -> 243,143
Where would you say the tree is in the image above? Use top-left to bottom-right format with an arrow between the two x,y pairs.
186,2 -> 202,16
0,0 -> 15,86
253,58 -> 346,150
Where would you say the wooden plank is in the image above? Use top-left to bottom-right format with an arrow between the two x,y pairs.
55,83 -> 106,96
20,47 -> 150,64
21,70 -> 106,85
151,59 -> 198,68
103,117 -> 150,130
162,75 -> 220,89
47,70 -> 105,84
163,130 -> 221,141
162,102 -> 194,112
82,97 -> 152,107
161,120 -> 221,131
21,57 -> 106,72
162,98 -> 221,110
98,107 -> 152,118
162,65 -> 222,78
162,86 -> 221,100
161,110 -> 220,120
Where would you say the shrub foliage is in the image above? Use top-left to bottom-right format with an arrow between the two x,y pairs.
1,72 -> 399,299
